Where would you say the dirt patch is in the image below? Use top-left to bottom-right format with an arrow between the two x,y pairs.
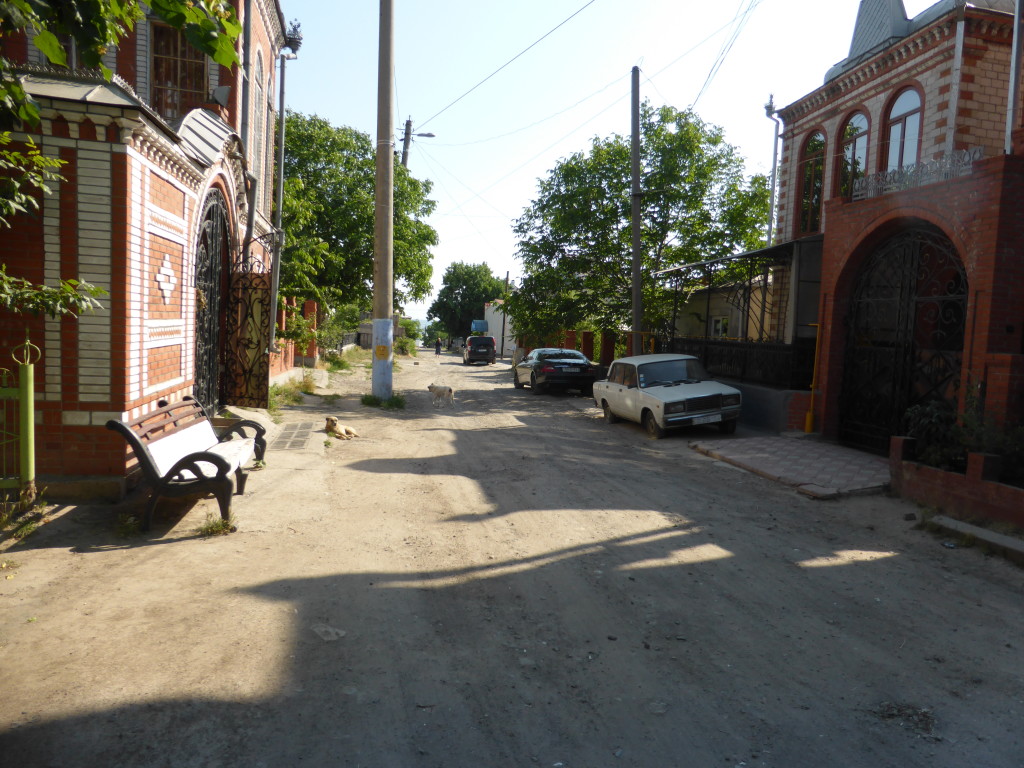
2,349 -> 1023,767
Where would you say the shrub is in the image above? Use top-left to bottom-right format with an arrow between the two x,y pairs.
394,336 -> 417,356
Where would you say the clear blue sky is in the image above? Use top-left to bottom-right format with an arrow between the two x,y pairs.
279,0 -> 938,322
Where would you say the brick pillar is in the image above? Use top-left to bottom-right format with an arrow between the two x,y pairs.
564,330 -> 577,350
625,334 -> 634,356
580,331 -> 594,360
600,331 -> 616,366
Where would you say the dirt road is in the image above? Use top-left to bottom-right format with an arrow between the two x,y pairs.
2,350 -> 1023,767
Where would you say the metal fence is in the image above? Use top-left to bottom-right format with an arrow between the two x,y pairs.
660,337 -> 815,390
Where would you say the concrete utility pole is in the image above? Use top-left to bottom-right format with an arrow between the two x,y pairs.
372,0 -> 394,399
400,117 -> 435,167
630,65 -> 643,355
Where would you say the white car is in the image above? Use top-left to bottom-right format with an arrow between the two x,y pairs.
592,353 -> 741,439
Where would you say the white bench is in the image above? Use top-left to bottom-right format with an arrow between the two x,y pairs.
106,397 -> 267,531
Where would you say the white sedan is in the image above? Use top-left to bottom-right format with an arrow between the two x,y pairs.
592,353 -> 742,439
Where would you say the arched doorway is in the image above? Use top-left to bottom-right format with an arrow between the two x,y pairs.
193,188 -> 229,411
839,226 -> 967,453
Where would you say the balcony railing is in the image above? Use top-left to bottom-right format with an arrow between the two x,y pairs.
852,147 -> 984,201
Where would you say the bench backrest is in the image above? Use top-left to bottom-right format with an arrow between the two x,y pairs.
107,397 -> 217,481
147,420 -> 219,476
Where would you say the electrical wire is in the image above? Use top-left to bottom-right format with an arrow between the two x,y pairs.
692,0 -> 765,107
417,0 -> 598,132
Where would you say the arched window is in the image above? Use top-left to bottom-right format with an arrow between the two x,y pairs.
265,72 -> 275,212
798,131 -> 826,234
885,88 -> 921,171
252,54 -> 266,209
838,112 -> 869,199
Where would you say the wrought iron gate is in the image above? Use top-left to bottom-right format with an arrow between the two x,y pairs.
223,244 -> 271,408
193,189 -> 228,411
839,227 -> 967,453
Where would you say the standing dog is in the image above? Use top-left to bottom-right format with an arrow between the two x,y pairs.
427,383 -> 455,408
325,415 -> 359,439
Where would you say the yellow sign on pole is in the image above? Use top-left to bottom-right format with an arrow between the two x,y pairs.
375,345 -> 389,360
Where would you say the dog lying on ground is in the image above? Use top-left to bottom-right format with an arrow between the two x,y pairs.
325,415 -> 359,439
427,383 -> 455,408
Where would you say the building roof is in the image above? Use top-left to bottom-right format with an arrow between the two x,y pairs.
825,0 -> 1017,82
176,108 -> 240,169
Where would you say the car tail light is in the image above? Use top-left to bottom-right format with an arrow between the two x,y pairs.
540,365 -> 556,373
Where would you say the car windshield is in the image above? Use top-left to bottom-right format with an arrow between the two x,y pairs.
637,359 -> 710,387
539,350 -> 586,362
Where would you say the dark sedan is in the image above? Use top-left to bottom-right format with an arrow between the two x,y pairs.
513,348 -> 600,395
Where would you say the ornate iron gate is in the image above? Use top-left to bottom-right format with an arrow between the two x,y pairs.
193,189 -> 228,411
839,227 -> 967,453
223,244 -> 271,408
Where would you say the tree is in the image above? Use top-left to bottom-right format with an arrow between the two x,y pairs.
507,103 -> 769,340
426,262 -> 505,339
1,1 -> 241,225
398,317 -> 421,343
280,111 -> 437,311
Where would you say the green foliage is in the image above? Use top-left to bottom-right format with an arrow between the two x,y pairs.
281,111 -> 437,310
1,1 -> 240,128
903,399 -> 963,470
394,336 -> 416,355
423,320 -> 446,344
903,393 -> 1024,487
398,317 -> 421,343
316,303 -> 362,350
195,513 -> 236,536
427,262 -> 505,338
276,305 -> 316,366
267,380 -> 304,421
0,1 -> 240,226
0,133 -> 65,226
360,392 -> 406,410
1,263 -> 106,317
507,102 -> 770,341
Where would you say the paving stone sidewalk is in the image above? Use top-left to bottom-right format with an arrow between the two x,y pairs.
690,434 -> 891,499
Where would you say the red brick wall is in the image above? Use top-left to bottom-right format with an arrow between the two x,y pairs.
814,154 -> 1024,438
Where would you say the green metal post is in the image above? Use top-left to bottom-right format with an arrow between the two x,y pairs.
19,362 -> 34,494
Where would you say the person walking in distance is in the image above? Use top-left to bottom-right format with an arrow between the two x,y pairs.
435,337 -> 442,357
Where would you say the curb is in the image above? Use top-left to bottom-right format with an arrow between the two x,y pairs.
928,515 -> 1024,567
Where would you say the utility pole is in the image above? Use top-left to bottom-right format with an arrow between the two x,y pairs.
401,117 -> 413,167
400,118 -> 435,168
630,65 -> 643,356
372,0 -> 394,399
500,271 -> 509,359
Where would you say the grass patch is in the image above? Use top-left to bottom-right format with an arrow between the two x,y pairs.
267,379 -> 306,421
115,513 -> 142,538
12,519 -> 38,540
361,393 -> 406,410
2,486 -> 50,543
195,514 -> 236,536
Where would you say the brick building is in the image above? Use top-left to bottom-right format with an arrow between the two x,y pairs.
0,1 -> 294,495
774,0 -> 1024,451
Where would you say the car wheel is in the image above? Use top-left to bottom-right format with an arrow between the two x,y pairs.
718,419 -> 738,435
530,373 -> 546,395
602,402 -> 619,424
643,411 -> 666,440
513,369 -> 525,389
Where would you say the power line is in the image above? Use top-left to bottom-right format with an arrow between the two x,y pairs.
417,0 -> 599,131
692,0 -> 765,107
